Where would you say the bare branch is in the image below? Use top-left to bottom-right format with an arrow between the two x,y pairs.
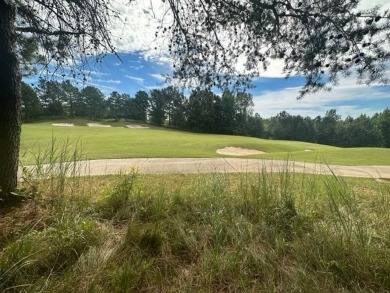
16,27 -> 85,36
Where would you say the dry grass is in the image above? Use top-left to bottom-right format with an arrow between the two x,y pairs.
1,168 -> 390,292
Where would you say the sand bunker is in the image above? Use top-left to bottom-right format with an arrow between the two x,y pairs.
52,123 -> 75,127
87,123 -> 112,128
304,149 -> 312,152
126,125 -> 150,129
216,147 -> 266,156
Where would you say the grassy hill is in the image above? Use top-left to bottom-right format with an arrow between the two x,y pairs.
20,120 -> 390,165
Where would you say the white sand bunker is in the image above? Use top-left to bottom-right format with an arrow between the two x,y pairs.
87,123 -> 112,128
126,125 -> 150,129
216,147 -> 266,156
52,123 -> 75,127
304,149 -> 312,152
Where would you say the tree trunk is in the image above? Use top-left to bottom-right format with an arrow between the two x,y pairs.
0,1 -> 21,203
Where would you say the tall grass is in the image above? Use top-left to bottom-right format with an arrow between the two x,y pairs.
1,143 -> 390,292
19,137 -> 92,198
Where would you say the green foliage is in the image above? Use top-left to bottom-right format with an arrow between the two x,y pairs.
186,88 -> 219,132
20,80 -> 390,148
133,90 -> 150,122
2,168 -> 390,292
0,213 -> 100,292
166,0 -> 390,98
60,80 -> 80,118
80,85 -> 106,119
149,88 -> 168,125
336,114 -> 384,147
21,81 -> 43,121
106,91 -> 127,120
99,171 -> 138,218
377,108 -> 390,147
245,113 -> 264,138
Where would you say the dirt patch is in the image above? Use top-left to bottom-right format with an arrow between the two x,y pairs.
126,125 -> 150,129
87,123 -> 112,128
216,147 -> 266,156
52,123 -> 75,127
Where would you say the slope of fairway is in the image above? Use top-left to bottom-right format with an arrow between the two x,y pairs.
260,147 -> 390,166
20,121 -> 390,166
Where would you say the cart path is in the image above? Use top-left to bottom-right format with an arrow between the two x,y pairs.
20,158 -> 390,179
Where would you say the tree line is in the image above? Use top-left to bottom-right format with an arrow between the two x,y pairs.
21,79 -> 263,137
22,79 -> 390,148
265,109 -> 390,148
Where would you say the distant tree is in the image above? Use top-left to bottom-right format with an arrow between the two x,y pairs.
234,92 -> 254,134
80,86 -> 106,120
164,86 -> 187,128
339,115 -> 384,147
20,82 -> 43,121
149,89 -> 168,126
290,115 -> 316,142
376,108 -> 390,148
245,113 -> 264,138
124,97 -> 136,120
36,79 -> 65,117
133,91 -> 150,122
213,94 -> 225,134
268,111 -> 289,139
147,87 -> 187,127
302,117 -> 317,143
107,91 -> 127,120
60,80 -> 80,118
186,89 -> 219,133
220,90 -> 236,134
315,109 -> 341,145
268,112 -> 316,142
73,93 -> 88,118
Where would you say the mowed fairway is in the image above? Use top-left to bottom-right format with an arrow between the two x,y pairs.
20,121 -> 390,166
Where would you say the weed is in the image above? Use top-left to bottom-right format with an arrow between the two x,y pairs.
3,160 -> 390,292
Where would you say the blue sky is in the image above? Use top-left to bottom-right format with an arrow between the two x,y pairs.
24,0 -> 390,119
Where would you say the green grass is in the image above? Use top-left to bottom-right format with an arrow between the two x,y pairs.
2,166 -> 390,292
261,147 -> 390,166
4,124 -> 389,292
20,120 -> 390,165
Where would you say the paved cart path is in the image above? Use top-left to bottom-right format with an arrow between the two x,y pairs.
20,158 -> 390,179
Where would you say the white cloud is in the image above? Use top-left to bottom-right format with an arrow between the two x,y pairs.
128,65 -> 144,70
89,70 -> 111,77
110,0 -> 171,64
143,84 -> 164,91
255,59 -> 286,78
83,82 -> 118,94
252,77 -> 389,118
125,75 -> 144,83
110,0 -> 390,77
93,79 -> 122,84
149,73 -> 166,82
358,0 -> 390,10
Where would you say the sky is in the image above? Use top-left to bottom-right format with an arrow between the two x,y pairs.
24,0 -> 390,119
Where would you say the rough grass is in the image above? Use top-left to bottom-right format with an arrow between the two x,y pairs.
2,166 -> 390,292
21,120 -> 390,166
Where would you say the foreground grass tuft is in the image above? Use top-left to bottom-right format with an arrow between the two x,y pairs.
1,167 -> 390,292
